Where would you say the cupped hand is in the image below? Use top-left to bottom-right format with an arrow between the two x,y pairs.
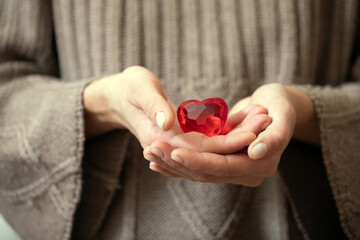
83,66 -> 182,147
143,104 -> 273,186
144,83 -> 318,186
235,83 -> 319,160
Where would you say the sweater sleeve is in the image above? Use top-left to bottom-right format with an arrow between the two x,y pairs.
291,57 -> 360,239
0,1 -> 90,240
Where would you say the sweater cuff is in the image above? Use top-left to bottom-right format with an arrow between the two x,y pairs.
291,83 -> 360,239
0,78 -> 92,240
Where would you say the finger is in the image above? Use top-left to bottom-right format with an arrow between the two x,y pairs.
223,104 -> 268,134
147,142 -> 202,180
170,148 -> 273,177
144,146 -> 192,178
248,99 -> 296,160
149,142 -> 270,181
147,141 -> 209,181
229,114 -> 272,136
241,104 -> 268,124
170,131 -> 257,154
222,105 -> 254,134
144,153 -> 191,178
148,141 -> 175,159
124,66 -> 175,131
228,97 -> 252,115
149,162 -> 182,178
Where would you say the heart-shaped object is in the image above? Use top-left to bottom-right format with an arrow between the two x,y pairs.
177,98 -> 228,137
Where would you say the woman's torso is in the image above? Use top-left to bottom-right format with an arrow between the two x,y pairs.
54,1 -> 358,239
53,0 -> 357,106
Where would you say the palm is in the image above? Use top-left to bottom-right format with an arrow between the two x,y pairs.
127,102 -> 183,148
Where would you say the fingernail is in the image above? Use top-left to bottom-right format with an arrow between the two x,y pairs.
150,148 -> 164,159
171,154 -> 184,165
251,142 -> 268,159
156,112 -> 166,130
149,162 -> 157,171
144,154 -> 157,162
143,146 -> 151,155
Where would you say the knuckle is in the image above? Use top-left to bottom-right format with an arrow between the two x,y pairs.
197,174 -> 213,183
199,135 -> 206,152
123,65 -> 146,75
194,153 -> 208,171
143,101 -> 160,118
252,105 -> 267,114
217,155 -> 230,176
222,136 -> 232,152
265,83 -> 283,90
256,83 -> 276,94
123,66 -> 158,85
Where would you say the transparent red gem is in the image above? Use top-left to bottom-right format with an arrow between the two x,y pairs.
177,98 -> 228,137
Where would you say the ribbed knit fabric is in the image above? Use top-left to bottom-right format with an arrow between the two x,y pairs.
0,0 -> 359,239
52,0 -> 357,89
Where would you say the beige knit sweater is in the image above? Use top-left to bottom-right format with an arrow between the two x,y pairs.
0,0 -> 359,239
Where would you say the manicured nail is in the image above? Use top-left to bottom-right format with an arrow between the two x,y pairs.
149,162 -> 157,171
143,146 -> 151,155
150,148 -> 164,159
144,154 -> 157,162
156,112 -> 166,130
171,154 -> 184,164
251,142 -> 269,159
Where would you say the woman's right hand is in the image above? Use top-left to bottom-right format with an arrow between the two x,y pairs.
83,66 -> 180,147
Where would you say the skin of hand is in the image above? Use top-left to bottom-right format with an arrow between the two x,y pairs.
143,104 -> 273,186
144,83 -> 319,186
82,65 -> 267,159
83,66 -> 181,146
83,65 -> 274,186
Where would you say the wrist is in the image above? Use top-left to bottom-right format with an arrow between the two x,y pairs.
286,87 -> 311,125
83,77 -> 124,137
287,86 -> 320,145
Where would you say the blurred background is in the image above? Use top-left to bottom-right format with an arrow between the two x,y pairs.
0,214 -> 21,240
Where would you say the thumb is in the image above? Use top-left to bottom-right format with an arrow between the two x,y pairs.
247,110 -> 294,160
126,66 -> 175,131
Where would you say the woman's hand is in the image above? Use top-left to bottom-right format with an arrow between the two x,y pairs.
82,66 -> 181,147
236,83 -> 319,161
143,83 -> 319,186
143,105 -> 273,186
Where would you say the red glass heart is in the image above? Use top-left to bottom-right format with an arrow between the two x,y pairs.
177,98 -> 228,137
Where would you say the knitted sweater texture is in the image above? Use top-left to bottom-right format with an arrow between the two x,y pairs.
0,0 -> 359,239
